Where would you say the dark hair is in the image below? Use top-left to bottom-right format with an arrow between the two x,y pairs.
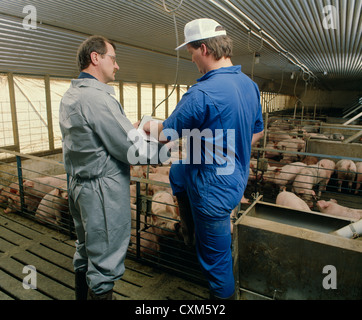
189,35 -> 233,60
77,35 -> 116,71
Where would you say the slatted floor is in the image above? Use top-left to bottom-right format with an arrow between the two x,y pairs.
0,209 -> 209,300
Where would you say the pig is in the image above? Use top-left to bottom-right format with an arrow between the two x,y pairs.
130,229 -> 160,258
1,182 -> 19,204
276,188 -> 311,212
276,140 -> 299,163
130,191 -> 180,256
152,166 -> 171,176
3,183 -> 21,213
263,162 -> 307,190
312,159 -> 336,196
354,162 -> 362,194
145,172 -> 172,196
292,167 -> 318,207
328,133 -> 345,141
35,185 -> 69,226
150,191 -> 179,238
306,133 -> 329,140
316,199 -> 362,221
264,142 -> 280,158
302,156 -> 319,165
335,160 -> 357,192
131,165 -> 155,180
267,132 -> 292,143
248,158 -> 266,182
283,138 -> 306,153
20,174 -> 68,212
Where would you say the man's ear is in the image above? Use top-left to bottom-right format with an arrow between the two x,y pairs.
200,43 -> 209,56
90,51 -> 100,66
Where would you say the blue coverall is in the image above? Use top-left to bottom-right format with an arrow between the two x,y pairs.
163,65 -> 264,298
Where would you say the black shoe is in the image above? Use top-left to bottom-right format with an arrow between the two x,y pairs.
209,291 -> 236,300
75,270 -> 88,300
87,288 -> 116,300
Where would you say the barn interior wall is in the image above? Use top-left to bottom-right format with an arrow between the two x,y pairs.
300,90 -> 361,110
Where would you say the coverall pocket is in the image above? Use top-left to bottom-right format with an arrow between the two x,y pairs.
205,173 -> 243,217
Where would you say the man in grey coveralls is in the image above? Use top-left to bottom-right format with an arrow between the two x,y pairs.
59,35 -> 168,300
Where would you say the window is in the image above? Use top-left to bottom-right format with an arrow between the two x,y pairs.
50,78 -> 71,149
0,74 -> 13,149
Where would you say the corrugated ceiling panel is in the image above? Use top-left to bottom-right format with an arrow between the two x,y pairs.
0,0 -> 360,91
228,0 -> 362,80
0,13 -> 199,84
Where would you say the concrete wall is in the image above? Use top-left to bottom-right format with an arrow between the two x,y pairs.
300,90 -> 361,110
306,139 -> 362,160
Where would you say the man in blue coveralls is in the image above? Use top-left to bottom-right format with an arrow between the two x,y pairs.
144,18 -> 264,299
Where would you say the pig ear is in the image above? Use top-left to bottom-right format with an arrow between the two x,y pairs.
10,188 -> 18,194
330,199 -> 337,203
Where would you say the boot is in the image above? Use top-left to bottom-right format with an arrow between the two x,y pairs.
209,291 -> 236,300
176,192 -> 195,247
75,270 -> 88,300
87,288 -> 115,300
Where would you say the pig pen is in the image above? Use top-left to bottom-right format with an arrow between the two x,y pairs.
234,115 -> 362,299
234,197 -> 362,300
0,149 -> 209,300
1,112 -> 362,300
247,115 -> 362,214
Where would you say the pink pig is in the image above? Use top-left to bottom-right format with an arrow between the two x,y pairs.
263,162 -> 306,190
292,167 -> 318,207
151,191 -> 179,238
35,185 -> 69,226
354,162 -> 362,194
316,199 -> 362,221
335,160 -> 357,192
276,189 -> 311,212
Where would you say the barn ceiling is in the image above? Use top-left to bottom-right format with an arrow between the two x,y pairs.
0,0 -> 361,95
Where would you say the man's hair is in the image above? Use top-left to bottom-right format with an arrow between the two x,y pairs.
77,35 -> 116,71
189,35 -> 233,60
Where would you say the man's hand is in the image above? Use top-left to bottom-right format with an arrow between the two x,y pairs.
133,120 -> 140,128
143,120 -> 168,143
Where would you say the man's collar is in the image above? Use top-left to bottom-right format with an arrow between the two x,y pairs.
78,72 -> 98,80
197,65 -> 241,82
71,78 -> 115,95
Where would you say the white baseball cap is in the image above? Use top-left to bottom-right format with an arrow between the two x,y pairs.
175,18 -> 227,50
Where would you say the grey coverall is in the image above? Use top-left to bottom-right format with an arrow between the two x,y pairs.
59,78 -> 168,294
